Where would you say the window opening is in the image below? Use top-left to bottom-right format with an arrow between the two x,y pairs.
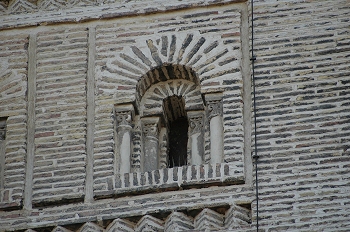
168,117 -> 188,167
163,95 -> 188,168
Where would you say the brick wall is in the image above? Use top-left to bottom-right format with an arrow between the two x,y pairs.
0,0 -> 349,231
33,28 -> 88,205
0,33 -> 28,209
253,0 -> 350,230
93,7 -> 246,194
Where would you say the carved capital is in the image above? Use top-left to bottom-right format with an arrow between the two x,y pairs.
207,100 -> 222,119
115,103 -> 135,127
141,117 -> 160,138
142,123 -> 158,137
205,92 -> 223,120
116,111 -> 133,126
187,111 -> 204,135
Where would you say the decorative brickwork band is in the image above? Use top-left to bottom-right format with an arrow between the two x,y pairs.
131,116 -> 142,173
34,204 -> 249,232
205,93 -> 224,165
141,117 -> 161,172
115,104 -> 135,175
187,111 -> 204,165
159,127 -> 168,169
112,163 -> 241,192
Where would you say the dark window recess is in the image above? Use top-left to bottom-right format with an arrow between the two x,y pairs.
0,117 -> 7,190
168,117 -> 188,167
163,95 -> 188,168
0,118 -> 7,141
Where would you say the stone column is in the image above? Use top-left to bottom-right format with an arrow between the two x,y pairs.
187,111 -> 204,165
205,93 -> 224,165
141,117 -> 161,172
115,104 -> 135,175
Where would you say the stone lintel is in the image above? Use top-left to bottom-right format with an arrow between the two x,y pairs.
115,98 -> 138,113
187,110 -> 205,118
201,87 -> 225,95
204,91 -> 223,103
115,102 -> 136,114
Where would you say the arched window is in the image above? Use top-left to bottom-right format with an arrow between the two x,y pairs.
135,64 -> 205,172
114,64 -> 224,175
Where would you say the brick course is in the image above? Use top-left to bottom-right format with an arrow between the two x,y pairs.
0,33 -> 28,209
253,0 -> 350,230
33,28 -> 88,205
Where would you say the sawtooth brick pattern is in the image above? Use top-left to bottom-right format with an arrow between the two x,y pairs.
0,184 -> 254,230
0,33 -> 28,209
0,0 -> 246,30
252,0 -> 350,231
33,28 -> 88,205
13,204 -> 251,232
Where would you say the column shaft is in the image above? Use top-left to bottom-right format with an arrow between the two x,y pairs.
187,111 -> 204,165
117,125 -> 132,174
141,117 -> 160,172
209,115 -> 224,164
205,93 -> 224,165
115,104 -> 134,175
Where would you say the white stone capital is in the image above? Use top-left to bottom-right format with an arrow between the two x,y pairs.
205,92 -> 223,120
141,116 -> 161,138
187,111 -> 204,135
115,103 -> 135,127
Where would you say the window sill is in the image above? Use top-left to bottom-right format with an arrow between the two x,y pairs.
95,163 -> 244,199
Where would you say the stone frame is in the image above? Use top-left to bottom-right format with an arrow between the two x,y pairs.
109,64 -> 243,197
92,5 -> 252,199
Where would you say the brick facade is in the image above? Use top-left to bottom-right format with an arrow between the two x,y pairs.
0,0 -> 349,231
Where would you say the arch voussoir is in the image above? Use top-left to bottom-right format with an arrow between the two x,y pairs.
140,79 -> 203,117
109,31 -> 240,105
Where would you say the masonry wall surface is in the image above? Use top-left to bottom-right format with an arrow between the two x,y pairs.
252,0 -> 350,230
33,28 -> 88,205
0,0 -> 349,231
0,33 -> 28,209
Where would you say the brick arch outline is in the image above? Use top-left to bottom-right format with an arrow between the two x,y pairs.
106,31 -> 241,103
136,63 -> 200,105
139,77 -> 203,117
